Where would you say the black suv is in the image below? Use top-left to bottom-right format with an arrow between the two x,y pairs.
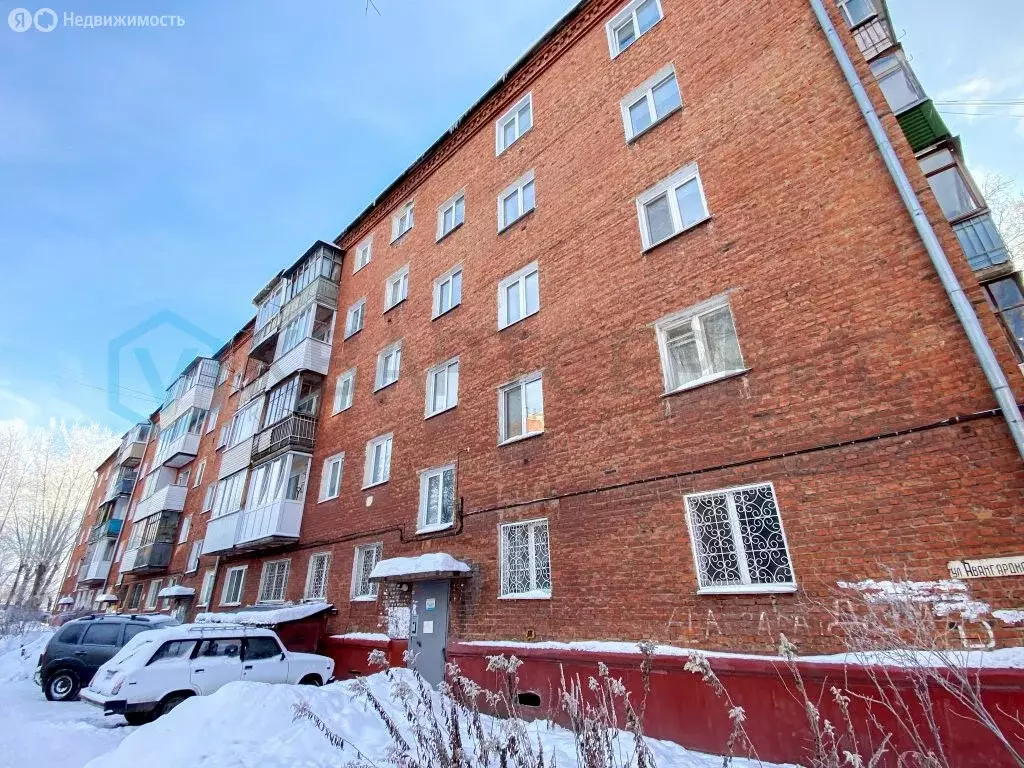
36,614 -> 178,701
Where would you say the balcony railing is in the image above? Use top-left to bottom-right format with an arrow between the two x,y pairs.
90,518 -> 123,541
202,509 -> 242,555
236,498 -> 303,549
852,16 -> 893,61
954,212 -> 1011,272
134,482 -> 188,522
102,474 -> 137,504
123,541 -> 173,574
251,413 -> 318,464
250,314 -> 281,357
239,367 -> 270,405
266,336 -> 331,388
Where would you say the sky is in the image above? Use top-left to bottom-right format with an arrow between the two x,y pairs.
0,0 -> 1021,433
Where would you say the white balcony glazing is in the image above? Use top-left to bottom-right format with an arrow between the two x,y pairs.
219,436 -> 254,479
155,430 -> 201,469
267,337 -> 331,387
79,558 -> 111,584
202,509 -> 242,555
134,482 -> 188,522
236,498 -> 303,548
119,547 -> 137,574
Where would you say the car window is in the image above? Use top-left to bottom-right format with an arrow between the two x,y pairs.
57,623 -> 86,645
244,637 -> 282,661
196,638 -> 242,659
148,640 -> 196,665
82,623 -> 123,646
122,624 -> 151,645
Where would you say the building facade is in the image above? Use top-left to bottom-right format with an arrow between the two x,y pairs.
59,0 -> 1024,661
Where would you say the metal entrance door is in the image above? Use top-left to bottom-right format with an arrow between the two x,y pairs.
410,580 -> 450,687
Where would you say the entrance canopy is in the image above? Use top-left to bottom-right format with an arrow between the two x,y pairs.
95,594 -> 119,603
157,585 -> 195,599
369,553 -> 471,583
56,597 -> 74,606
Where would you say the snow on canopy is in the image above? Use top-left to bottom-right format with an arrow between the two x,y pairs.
195,602 -> 331,626
95,594 -> 119,602
369,553 -> 471,581
56,597 -> 74,605
156,585 -> 194,598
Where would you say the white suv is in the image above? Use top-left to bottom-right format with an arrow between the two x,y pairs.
79,624 -> 335,725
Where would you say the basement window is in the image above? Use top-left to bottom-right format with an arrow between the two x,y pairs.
684,483 -> 795,594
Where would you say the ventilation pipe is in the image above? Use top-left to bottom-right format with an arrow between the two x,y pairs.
809,0 -> 1024,461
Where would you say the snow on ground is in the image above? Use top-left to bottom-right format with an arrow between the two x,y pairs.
85,669 -> 788,768
0,630 -> 135,768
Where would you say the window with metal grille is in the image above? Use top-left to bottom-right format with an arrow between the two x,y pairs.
500,519 -> 551,598
305,553 -> 331,601
258,560 -> 290,603
418,464 -> 456,532
352,544 -> 382,600
684,483 -> 795,593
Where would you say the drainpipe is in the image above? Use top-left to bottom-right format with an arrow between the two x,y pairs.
809,0 -> 1024,462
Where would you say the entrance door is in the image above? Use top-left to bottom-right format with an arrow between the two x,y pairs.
410,580 -> 450,687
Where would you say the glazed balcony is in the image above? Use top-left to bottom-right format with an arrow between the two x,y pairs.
134,482 -> 187,522
250,314 -> 281,360
202,509 -> 242,556
281,276 -> 339,323
954,212 -> 1011,272
89,518 -> 123,541
117,424 -> 150,467
77,558 -> 111,586
101,472 -> 137,505
238,365 -> 270,406
160,359 -> 219,425
251,414 -> 317,465
121,541 -> 173,574
154,431 -> 201,469
266,336 -> 331,388
235,499 -> 303,551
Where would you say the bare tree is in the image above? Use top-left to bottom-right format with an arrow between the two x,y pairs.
980,173 -> 1024,272
0,420 -> 117,610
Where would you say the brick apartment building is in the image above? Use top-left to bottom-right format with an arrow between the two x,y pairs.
58,0 -> 1024,673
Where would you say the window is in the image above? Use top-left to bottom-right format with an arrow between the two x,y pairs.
838,0 -> 875,26
498,262 -> 540,330
178,515 -> 191,544
495,93 -> 533,154
304,553 -> 331,601
437,191 -> 466,240
384,266 -> 409,311
202,483 -> 216,512
345,298 -> 366,338
126,583 -> 143,610
226,399 -> 261,449
198,569 -> 215,607
221,566 -> 247,606
352,543 -> 382,600
919,149 -> 981,222
620,65 -> 682,140
363,434 -> 393,488
500,518 -> 551,598
57,622 -> 86,644
655,295 -> 745,393
354,236 -> 372,272
193,459 -> 206,487
498,170 -> 535,231
217,365 -> 229,386
636,163 -> 710,250
258,560 -> 290,603
374,341 -> 402,391
177,467 -> 190,487
197,638 -> 242,659
211,470 -> 247,518
984,277 -> 1024,362
247,453 -> 310,508
149,639 -> 197,665
418,464 -> 456,532
685,483 -> 795,593
244,636 -> 282,661
333,369 -> 356,414
122,624 -> 149,644
186,541 -> 202,573
319,453 -> 345,501
145,580 -> 162,610
425,358 -> 459,417
870,52 -> 924,114
263,377 -> 298,428
499,373 -> 544,444
391,202 -> 414,241
606,0 -> 663,57
205,407 -> 220,435
432,265 -> 463,319
82,623 -> 122,646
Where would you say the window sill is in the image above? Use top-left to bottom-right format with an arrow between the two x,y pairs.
436,221 -> 463,243
220,601 -> 242,607
353,261 -> 370,274
362,479 -> 389,491
343,329 -> 361,341
498,308 -> 539,332
373,380 -> 398,394
496,127 -> 531,157
498,430 -> 544,448
317,494 -> 340,504
382,298 -> 407,315
499,591 -> 551,601
351,595 -> 377,603
331,404 -> 353,417
626,104 -> 682,145
431,303 -> 461,322
642,215 -> 712,253
390,229 -> 412,245
425,404 -> 457,421
661,368 -> 750,398
697,584 -> 798,596
416,522 -> 454,535
498,208 -> 535,235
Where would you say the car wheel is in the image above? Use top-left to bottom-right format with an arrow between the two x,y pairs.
158,692 -> 191,718
124,712 -> 154,726
44,670 -> 80,702
298,674 -> 322,686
